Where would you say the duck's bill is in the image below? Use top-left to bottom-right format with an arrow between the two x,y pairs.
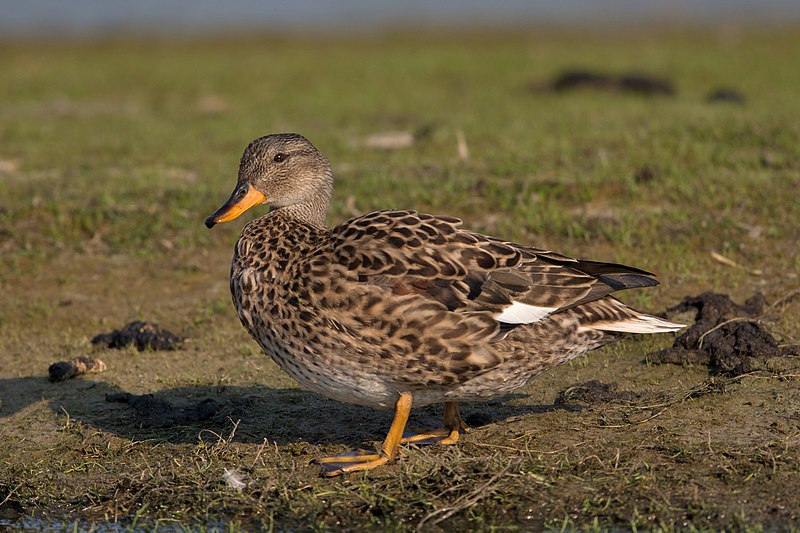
205,183 -> 266,228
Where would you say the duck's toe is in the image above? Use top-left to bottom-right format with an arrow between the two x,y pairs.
401,427 -> 461,446
314,449 -> 393,476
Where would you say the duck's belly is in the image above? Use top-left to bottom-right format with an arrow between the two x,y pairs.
265,342 -> 498,409
236,277 -> 608,410
252,330 -> 584,410
232,295 -> 399,408
245,316 -> 604,410
257,335 -> 408,409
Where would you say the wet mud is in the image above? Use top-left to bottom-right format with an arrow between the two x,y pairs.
554,380 -> 641,405
648,292 -> 798,376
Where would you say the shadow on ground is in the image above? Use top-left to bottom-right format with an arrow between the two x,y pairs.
0,376 -> 559,447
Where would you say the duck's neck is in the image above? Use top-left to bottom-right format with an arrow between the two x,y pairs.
272,170 -> 333,228
272,200 -> 329,228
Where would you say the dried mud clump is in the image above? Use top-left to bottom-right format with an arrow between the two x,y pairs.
91,320 -> 183,351
48,356 -> 107,382
555,380 -> 640,405
648,292 -> 797,376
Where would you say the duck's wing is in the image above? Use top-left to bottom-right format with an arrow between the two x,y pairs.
328,209 -> 657,325
306,209 -> 675,387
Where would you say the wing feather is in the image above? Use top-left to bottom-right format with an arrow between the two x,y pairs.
331,209 -> 657,325
311,209 -> 670,387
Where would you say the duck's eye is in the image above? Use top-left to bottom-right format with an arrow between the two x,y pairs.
273,153 -> 287,163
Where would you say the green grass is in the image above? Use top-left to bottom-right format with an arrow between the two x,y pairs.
1,27 -> 799,531
3,30 -> 799,266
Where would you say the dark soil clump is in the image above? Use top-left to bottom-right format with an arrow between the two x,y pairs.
549,69 -> 675,96
706,87 -> 746,104
463,411 -> 495,427
550,70 -> 615,92
92,320 -> 183,351
554,380 -> 640,405
633,165 -> 658,183
648,292 -> 796,376
618,72 -> 675,95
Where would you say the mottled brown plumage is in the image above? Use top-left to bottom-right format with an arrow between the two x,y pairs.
206,133 -> 683,475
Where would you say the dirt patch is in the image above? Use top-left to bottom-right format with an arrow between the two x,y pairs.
554,380 -> 641,405
648,292 -> 799,376
91,320 -> 183,351
547,69 -> 675,96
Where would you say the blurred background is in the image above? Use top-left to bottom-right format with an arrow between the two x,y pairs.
2,0 -> 799,314
3,0 -> 800,35
1,0 -> 798,297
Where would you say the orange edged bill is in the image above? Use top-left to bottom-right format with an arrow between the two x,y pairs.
205,183 -> 266,228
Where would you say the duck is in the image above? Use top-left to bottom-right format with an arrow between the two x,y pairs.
205,133 -> 683,476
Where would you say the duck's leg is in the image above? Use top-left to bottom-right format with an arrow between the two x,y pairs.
401,401 -> 470,445
315,392 -> 412,477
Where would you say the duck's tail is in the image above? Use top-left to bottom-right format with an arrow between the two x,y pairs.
575,296 -> 684,334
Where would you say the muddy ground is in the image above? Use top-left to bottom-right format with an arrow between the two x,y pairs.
2,250 -> 799,531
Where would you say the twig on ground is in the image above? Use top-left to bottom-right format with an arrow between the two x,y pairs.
416,461 -> 515,531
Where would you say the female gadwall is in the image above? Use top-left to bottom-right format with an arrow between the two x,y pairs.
206,133 -> 682,476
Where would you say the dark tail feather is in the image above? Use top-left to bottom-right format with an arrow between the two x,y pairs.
596,273 -> 659,291
572,259 -> 655,277
572,259 -> 660,290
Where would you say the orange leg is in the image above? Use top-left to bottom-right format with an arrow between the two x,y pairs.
316,392 -> 413,477
401,401 -> 470,445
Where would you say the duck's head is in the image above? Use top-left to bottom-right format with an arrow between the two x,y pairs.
205,133 -> 333,228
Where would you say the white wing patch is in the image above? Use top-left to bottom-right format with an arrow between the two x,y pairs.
495,302 -> 557,325
586,315 -> 684,334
